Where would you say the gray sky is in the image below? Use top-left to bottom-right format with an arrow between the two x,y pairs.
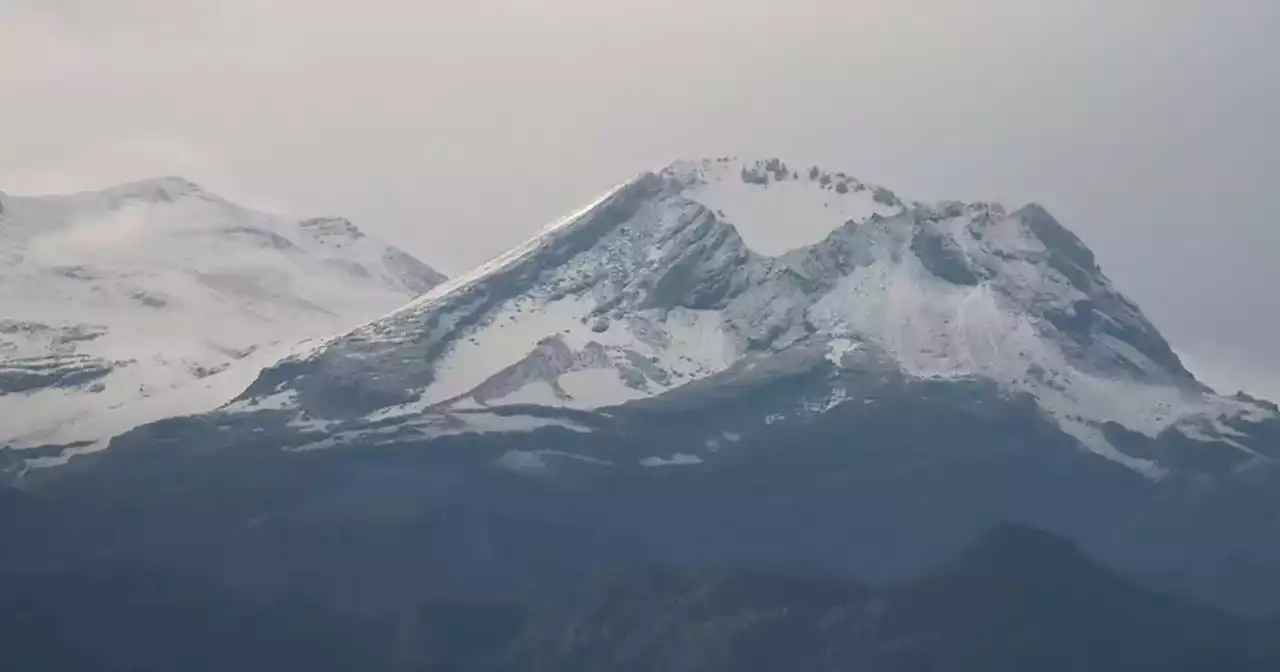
2,0 -> 1277,400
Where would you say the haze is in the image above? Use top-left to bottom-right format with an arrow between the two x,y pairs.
1,0 -> 1276,399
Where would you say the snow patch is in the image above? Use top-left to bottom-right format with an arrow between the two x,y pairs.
488,382 -> 565,408
557,369 -> 648,407
223,389 -> 299,413
675,159 -> 902,256
495,449 -> 613,471
640,453 -> 705,467
292,411 -> 590,452
826,338 -> 860,366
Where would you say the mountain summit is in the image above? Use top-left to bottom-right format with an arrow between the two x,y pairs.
224,157 -> 1274,477
0,177 -> 444,459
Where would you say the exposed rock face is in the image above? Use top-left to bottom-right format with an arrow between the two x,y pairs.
0,355 -> 116,395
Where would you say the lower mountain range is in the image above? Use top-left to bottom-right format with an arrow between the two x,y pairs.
3,511 -> 1277,672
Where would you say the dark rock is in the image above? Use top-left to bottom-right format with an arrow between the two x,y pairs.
912,223 -> 981,285
0,355 -> 114,395
740,167 -> 770,186
872,187 -> 900,206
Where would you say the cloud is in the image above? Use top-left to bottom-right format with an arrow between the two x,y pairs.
26,204 -> 163,267
1,135 -> 210,194
0,0 -> 309,87
0,134 -> 293,214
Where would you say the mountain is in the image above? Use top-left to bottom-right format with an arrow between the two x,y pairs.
3,525 -> 1276,672
217,157 -> 1275,475
0,568 -> 384,672
485,524 -> 1280,672
18,158 -> 1280,618
0,177 -> 444,463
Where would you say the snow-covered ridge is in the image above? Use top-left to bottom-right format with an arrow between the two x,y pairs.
0,177 -> 445,458
666,157 -> 906,256
224,157 -> 1275,475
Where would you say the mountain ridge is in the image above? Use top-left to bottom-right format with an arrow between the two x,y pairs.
216,157 -> 1274,477
4,523 -> 1276,672
0,177 -> 444,461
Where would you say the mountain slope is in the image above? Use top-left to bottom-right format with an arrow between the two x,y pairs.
225,158 -> 1275,476
20,159 -> 1280,619
2,524 -> 1275,672
487,524 -> 1279,672
0,569 -> 384,672
0,177 -> 443,460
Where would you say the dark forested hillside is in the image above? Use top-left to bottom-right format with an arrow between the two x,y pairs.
3,523 -> 1276,672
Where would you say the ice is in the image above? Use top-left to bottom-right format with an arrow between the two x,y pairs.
223,389 -> 299,413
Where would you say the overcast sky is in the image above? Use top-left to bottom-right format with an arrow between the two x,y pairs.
1,0 -> 1277,400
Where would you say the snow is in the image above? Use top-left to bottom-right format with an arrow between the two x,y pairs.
398,290 -> 737,411
496,450 -> 548,470
3,340 -> 293,461
1056,419 -> 1165,478
496,449 -> 613,471
640,454 -> 705,467
672,159 -> 903,256
826,338 -> 861,366
222,390 -> 299,413
0,178 -> 442,455
292,410 -> 590,452
205,156 -> 1276,476
445,411 -> 592,436
809,240 -> 991,380
420,296 -> 595,406
803,386 -> 850,415
801,223 -> 1246,474
489,382 -> 564,407
657,308 -> 740,377
557,369 -> 648,407
287,412 -> 337,433
386,176 -> 641,321
1178,423 -> 1251,454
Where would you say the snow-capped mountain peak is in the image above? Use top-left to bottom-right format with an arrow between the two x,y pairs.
0,178 -> 444,460
221,158 -> 1275,475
